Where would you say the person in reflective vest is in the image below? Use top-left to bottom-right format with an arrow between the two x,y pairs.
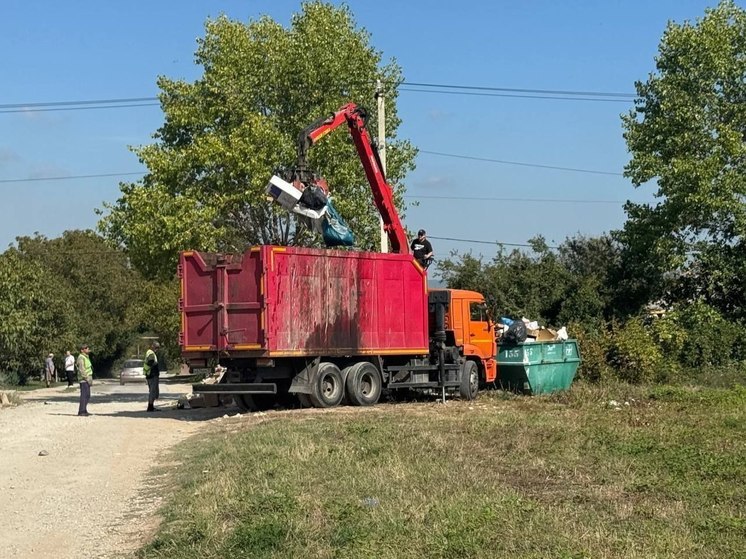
144,341 -> 161,412
76,344 -> 93,416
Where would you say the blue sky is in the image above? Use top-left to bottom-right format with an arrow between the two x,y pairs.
0,0 -> 722,262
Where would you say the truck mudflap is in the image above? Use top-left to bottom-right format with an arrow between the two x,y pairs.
287,357 -> 320,396
192,383 -> 277,395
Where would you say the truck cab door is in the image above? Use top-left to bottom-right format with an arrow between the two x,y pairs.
465,300 -> 497,382
467,301 -> 493,354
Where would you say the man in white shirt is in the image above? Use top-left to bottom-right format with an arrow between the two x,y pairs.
64,350 -> 75,387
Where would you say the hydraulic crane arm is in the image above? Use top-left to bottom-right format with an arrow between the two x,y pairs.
295,103 -> 409,254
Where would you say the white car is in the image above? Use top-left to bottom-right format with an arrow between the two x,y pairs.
119,359 -> 145,385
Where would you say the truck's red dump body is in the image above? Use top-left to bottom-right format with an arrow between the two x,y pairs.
180,246 -> 429,357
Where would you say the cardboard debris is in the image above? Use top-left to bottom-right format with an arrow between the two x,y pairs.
527,328 -> 558,342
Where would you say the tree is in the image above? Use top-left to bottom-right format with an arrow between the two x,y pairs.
99,1 -> 416,279
0,249 -> 72,381
438,235 -> 621,328
11,231 -> 145,373
620,0 -> 746,317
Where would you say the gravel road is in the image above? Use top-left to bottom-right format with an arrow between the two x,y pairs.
0,380 -> 227,558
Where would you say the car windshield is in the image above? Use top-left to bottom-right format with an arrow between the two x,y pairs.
123,360 -> 144,368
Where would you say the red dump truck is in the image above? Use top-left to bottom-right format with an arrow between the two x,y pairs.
180,103 -> 497,410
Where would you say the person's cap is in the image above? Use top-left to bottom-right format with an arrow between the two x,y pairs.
48,353 -> 53,357
152,341 -> 161,348
80,343 -> 89,350
418,229 -> 426,236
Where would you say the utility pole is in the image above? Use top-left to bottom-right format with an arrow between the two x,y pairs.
375,79 -> 389,253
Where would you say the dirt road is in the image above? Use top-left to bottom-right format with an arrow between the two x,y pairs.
0,380 -> 227,558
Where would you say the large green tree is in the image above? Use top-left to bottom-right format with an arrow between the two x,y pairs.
0,249 -> 72,381
620,0 -> 746,317
1,231 -> 146,377
100,1 -> 415,279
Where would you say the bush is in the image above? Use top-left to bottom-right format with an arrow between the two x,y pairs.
672,302 -> 746,367
607,317 -> 662,384
568,321 -> 611,382
0,369 -> 29,386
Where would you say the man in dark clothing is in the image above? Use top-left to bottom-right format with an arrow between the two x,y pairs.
144,341 -> 161,412
410,229 -> 434,268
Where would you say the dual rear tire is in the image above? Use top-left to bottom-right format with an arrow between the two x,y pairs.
299,361 -> 383,408
344,362 -> 382,406
309,362 -> 345,408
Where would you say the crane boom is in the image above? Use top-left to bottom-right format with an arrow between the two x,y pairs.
295,103 -> 409,254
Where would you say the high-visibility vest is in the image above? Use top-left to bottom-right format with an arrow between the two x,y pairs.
77,353 -> 92,381
144,349 -> 157,375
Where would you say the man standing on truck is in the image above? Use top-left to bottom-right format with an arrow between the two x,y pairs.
410,229 -> 434,268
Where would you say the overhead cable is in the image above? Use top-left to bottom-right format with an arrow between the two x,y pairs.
419,150 -> 623,176
428,235 -> 559,249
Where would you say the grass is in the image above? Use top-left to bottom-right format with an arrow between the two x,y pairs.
0,379 -> 67,392
139,382 -> 746,559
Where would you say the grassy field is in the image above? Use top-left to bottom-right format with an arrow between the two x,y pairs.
139,382 -> 745,559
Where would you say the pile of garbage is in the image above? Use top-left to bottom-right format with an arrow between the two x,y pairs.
497,317 -> 568,345
266,174 -> 354,247
177,365 -> 228,409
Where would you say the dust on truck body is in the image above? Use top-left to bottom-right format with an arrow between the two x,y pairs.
179,246 -> 497,410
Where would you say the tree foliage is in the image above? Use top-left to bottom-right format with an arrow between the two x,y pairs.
620,0 -> 746,317
438,235 -> 620,328
0,249 -> 72,381
100,1 -> 415,279
0,231 -> 153,380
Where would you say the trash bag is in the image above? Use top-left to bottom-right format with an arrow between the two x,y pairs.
502,321 -> 527,345
322,200 -> 354,247
299,185 -> 328,211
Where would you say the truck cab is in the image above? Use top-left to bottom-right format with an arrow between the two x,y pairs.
429,288 -> 497,384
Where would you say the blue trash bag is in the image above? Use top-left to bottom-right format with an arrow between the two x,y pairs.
322,200 -> 355,247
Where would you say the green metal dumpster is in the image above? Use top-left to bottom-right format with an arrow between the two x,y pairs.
496,339 -> 581,395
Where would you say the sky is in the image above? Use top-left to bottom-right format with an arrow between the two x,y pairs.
0,0 -> 724,264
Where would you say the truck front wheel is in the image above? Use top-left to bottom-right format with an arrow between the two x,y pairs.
459,360 -> 479,400
310,362 -> 344,408
345,362 -> 382,406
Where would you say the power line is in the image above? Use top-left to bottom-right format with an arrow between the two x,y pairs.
419,150 -> 623,176
400,87 -> 633,103
402,81 -> 636,98
407,195 -> 624,204
0,145 -> 625,187
0,170 -> 628,207
0,172 -> 145,184
0,103 -> 159,114
428,235 -> 559,249
0,97 -> 158,109
0,81 -> 636,113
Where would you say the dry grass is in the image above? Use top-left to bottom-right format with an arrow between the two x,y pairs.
139,382 -> 746,559
0,390 -> 22,407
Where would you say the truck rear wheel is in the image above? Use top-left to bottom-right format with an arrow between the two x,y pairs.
310,362 -> 344,408
459,360 -> 479,400
345,362 -> 382,406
